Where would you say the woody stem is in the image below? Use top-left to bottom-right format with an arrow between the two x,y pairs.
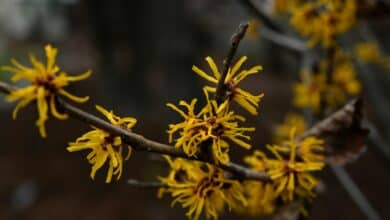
215,22 -> 249,105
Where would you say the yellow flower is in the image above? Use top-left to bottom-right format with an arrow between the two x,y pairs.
247,19 -> 261,39
239,151 -> 276,217
274,113 -> 307,143
167,92 -> 255,164
245,128 -> 325,203
273,0 -> 302,14
67,105 -> 136,183
354,42 -> 381,63
244,150 -> 269,173
2,44 -> 91,137
290,3 -> 317,35
158,157 -> 247,220
298,136 -> 325,163
237,181 -> 276,217
294,49 -> 361,112
293,70 -> 326,112
354,42 -> 390,69
324,49 -> 361,109
266,128 -> 325,201
192,56 -> 263,115
290,1 -> 356,48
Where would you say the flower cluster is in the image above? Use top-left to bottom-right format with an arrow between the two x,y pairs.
236,180 -> 276,217
283,0 -> 357,48
160,55 -> 266,219
0,43 -> 331,220
324,50 -> 361,108
158,157 -> 247,220
167,56 -> 262,164
246,128 -> 325,203
67,105 -> 137,183
293,49 -> 361,112
274,113 -> 307,143
1,45 -> 140,183
236,151 -> 276,217
293,70 -> 326,113
2,45 -> 91,137
167,92 -> 255,164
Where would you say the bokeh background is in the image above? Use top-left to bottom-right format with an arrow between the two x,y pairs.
0,0 -> 389,219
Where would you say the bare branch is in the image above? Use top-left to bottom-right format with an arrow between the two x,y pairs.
236,0 -> 282,31
236,0 -> 308,53
366,122 -> 390,167
0,80 -> 271,182
60,98 -> 271,181
261,27 -> 308,53
215,22 -> 249,104
331,165 -> 381,220
0,81 -> 16,94
0,81 -> 371,181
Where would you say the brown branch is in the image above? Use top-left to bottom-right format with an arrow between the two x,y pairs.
56,98 -> 187,156
0,80 -> 271,182
318,46 -> 337,116
215,22 -> 249,104
0,82 -> 369,181
261,27 -> 308,53
60,99 -> 271,181
330,165 -> 381,220
237,0 -> 282,32
0,81 -> 16,94
236,0 -> 308,53
0,80 -> 370,182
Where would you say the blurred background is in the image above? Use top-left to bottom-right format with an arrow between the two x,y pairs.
0,0 -> 389,219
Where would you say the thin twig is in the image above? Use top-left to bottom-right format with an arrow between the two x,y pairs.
60,98 -> 272,181
261,27 -> 308,53
127,179 -> 165,189
366,122 -> 390,168
0,80 -> 271,182
331,166 -> 381,220
215,22 -> 249,104
237,0 -> 282,32
0,80 -> 369,183
203,23 -> 249,163
0,81 -> 16,94
57,98 -> 186,156
236,0 -> 308,53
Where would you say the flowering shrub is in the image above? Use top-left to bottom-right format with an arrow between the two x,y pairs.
1,0 -> 385,219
